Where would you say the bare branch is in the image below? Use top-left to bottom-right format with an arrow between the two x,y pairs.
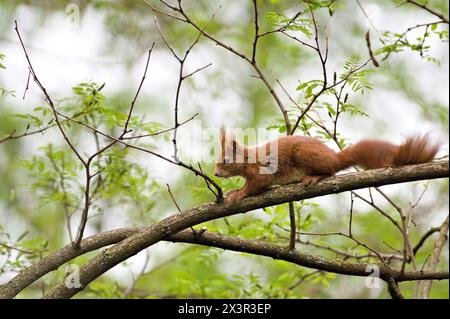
22,68 -> 31,99
295,237 -> 404,262
251,0 -> 259,63
45,107 -> 223,202
288,270 -> 322,290
413,226 -> 441,255
183,63 -> 212,80
123,44 -> 155,134
144,1 -> 187,22
0,108 -> 106,145
166,184 -> 182,212
288,202 -> 296,250
280,224 -> 385,263
289,6 -> 329,134
154,17 -> 181,61
14,18 -> 220,202
147,1 -> 292,135
2,203 -> 448,299
15,20 -> 87,167
72,45 -> 155,248
0,241 -> 40,255
15,21 -> 130,249
365,30 -> 380,67
122,112 -> 198,140
404,0 -> 449,24
352,191 -> 402,233
356,0 -> 380,33
386,276 -> 404,299
376,187 -> 417,273
197,162 -> 219,199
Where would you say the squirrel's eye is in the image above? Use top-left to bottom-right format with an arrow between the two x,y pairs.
223,156 -> 231,164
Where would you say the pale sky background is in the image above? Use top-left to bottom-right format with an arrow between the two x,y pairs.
0,1 -> 448,297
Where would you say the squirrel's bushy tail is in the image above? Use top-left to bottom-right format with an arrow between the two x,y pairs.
335,134 -> 440,171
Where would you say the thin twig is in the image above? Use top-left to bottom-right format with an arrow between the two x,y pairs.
413,226 -> 440,255
251,0 -> 259,63
15,20 -> 86,166
123,44 -> 155,134
355,0 -> 380,33
288,270 -> 322,290
51,108 -> 224,202
277,225 -> 386,263
122,113 -> 198,140
166,183 -> 196,234
420,215 -> 449,298
148,0 -> 292,136
0,241 -> 38,255
166,184 -> 182,212
404,0 -> 449,24
382,21 -> 445,61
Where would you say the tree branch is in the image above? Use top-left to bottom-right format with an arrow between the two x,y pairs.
123,44 -> 155,134
404,0 -> 449,24
386,276 -> 404,299
32,160 -> 449,298
420,214 -> 449,298
2,196 -> 448,299
145,0 -> 292,136
413,226 -> 441,255
14,21 -> 86,167
251,0 -> 259,63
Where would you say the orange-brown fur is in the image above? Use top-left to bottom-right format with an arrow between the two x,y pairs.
214,130 -> 440,204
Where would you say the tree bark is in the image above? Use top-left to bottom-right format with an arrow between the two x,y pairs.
0,160 -> 447,299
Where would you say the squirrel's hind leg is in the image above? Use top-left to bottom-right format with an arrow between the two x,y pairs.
301,175 -> 328,187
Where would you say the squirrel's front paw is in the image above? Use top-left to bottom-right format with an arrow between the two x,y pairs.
226,190 -> 244,205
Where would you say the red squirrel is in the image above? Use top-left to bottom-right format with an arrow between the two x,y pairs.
214,129 -> 440,204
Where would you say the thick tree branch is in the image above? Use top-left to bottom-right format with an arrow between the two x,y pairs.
420,214 -> 449,298
1,161 -> 446,299
33,160 -> 449,298
169,231 -> 448,283
0,227 -> 141,299
2,205 -> 448,299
